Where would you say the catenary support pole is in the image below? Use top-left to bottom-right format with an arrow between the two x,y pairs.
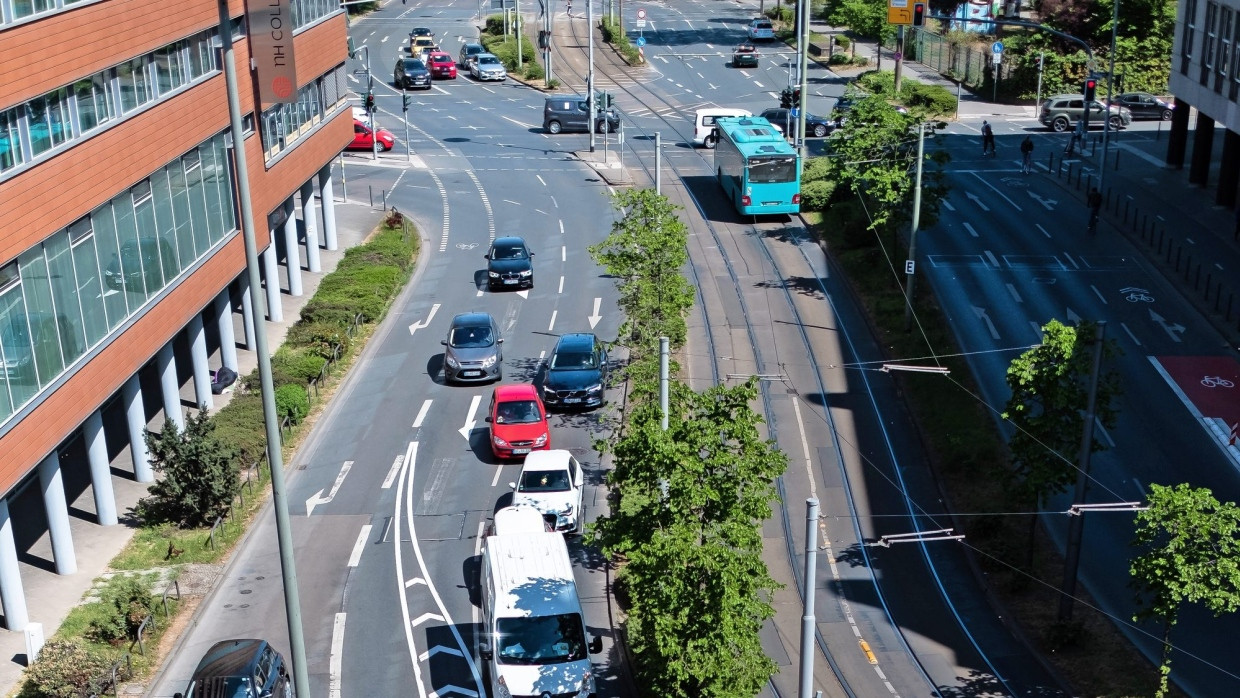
655,132 -> 661,194
796,0 -> 809,157
903,124 -> 927,331
1099,0 -> 1119,193
798,498 -> 819,698
588,0 -> 596,152
217,3 -> 310,695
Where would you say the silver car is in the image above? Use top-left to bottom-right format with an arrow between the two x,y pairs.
441,312 -> 503,383
470,53 -> 507,81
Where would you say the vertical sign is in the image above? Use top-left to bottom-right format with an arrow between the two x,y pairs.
887,0 -> 912,25
247,0 -> 299,105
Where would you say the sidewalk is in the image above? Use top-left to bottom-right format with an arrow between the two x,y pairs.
0,162 -> 397,697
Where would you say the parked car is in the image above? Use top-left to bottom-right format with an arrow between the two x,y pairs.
1039,94 -> 1132,131
746,17 -> 775,41
543,96 -> 621,134
1110,92 -> 1174,120
174,639 -> 293,698
485,236 -> 534,290
486,384 -> 550,460
759,107 -> 834,138
441,311 -> 503,383
394,57 -> 431,89
470,53 -> 507,81
426,50 -> 457,79
732,43 -> 759,68
459,42 -> 486,70
347,119 -> 395,151
508,449 -> 585,534
541,333 -> 607,409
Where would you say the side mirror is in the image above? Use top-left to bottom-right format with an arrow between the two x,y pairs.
479,642 -> 493,660
529,251 -> 535,257
440,339 -> 447,345
484,416 -> 492,423
588,635 -> 603,654
508,481 -> 517,490
484,253 -> 491,259
497,338 -> 504,343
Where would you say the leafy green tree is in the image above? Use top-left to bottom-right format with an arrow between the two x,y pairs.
138,409 -> 241,528
588,189 -> 695,351
1003,320 -> 1120,562
823,0 -> 895,44
1131,483 -> 1240,697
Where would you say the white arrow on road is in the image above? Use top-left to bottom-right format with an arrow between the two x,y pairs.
306,460 -> 353,516
459,394 -> 482,440
588,297 -> 602,329
966,191 -> 991,212
408,303 -> 441,335
419,645 -> 465,662
1027,190 -> 1058,210
516,289 -> 529,299
429,686 -> 479,698
1149,309 -> 1185,343
1066,307 -> 1082,325
972,305 -> 1000,340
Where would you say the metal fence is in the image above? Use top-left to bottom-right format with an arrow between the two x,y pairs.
904,28 -> 1015,89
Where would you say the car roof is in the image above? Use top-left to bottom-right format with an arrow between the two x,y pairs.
492,235 -> 527,246
477,52 -> 499,59
520,449 -> 573,472
191,639 -> 269,678
428,51 -> 452,59
463,42 -> 484,49
451,311 -> 494,326
494,383 -> 539,401
555,333 -> 596,350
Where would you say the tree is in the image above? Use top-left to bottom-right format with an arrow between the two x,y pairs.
588,188 -> 695,352
824,0 -> 894,43
1002,320 -> 1120,562
138,409 -> 241,528
1131,483 -> 1240,697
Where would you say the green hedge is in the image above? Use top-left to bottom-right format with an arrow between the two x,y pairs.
275,384 -> 310,423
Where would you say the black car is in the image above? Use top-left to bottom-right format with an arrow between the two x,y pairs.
394,58 -> 431,90
1110,92 -> 1173,121
485,236 -> 534,290
175,639 -> 293,698
759,107 -> 834,138
542,333 -> 608,409
410,26 -> 433,39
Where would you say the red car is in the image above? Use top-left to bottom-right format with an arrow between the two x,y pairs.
426,51 -> 457,79
348,119 -> 395,152
486,384 -> 550,460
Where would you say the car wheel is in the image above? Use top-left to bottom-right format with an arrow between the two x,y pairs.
704,135 -> 716,149
812,123 -> 827,138
548,120 -> 563,134
1052,117 -> 1069,132
1109,116 -> 1123,130
1161,109 -> 1173,121
376,141 -> 388,152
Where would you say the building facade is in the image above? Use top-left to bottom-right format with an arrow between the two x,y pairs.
1169,0 -> 1240,204
0,0 -> 352,629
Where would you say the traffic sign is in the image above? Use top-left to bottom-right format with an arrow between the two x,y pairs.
636,8 -> 646,19
636,19 -> 646,28
636,36 -> 646,47
791,107 -> 800,117
887,0 -> 911,25
991,41 -> 1004,54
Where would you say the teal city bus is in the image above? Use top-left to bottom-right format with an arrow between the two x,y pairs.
712,116 -> 801,216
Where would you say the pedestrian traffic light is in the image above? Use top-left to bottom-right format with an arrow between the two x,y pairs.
402,93 -> 411,112
912,2 -> 926,27
365,91 -> 375,113
1084,77 -> 1097,101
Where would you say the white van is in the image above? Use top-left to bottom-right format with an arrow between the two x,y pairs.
488,504 -> 551,536
479,532 -> 602,697
693,107 -> 752,148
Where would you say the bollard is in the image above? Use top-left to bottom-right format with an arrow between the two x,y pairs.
383,189 -> 388,210
1114,149 -> 1121,170
1049,152 -> 1055,172
368,185 -> 373,208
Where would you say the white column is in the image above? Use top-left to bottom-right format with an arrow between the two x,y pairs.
0,499 -> 28,630
122,375 -> 153,482
262,243 -> 283,323
239,275 -> 257,349
215,289 -> 239,370
319,164 -> 339,251
283,198 -> 303,297
37,453 -> 76,576
84,411 -> 117,526
157,343 -> 184,432
188,313 -> 212,411
300,180 -> 321,273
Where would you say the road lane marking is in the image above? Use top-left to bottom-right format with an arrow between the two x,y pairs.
970,171 -> 1022,211
459,395 -> 481,440
409,303 -> 441,336
306,460 -> 353,516
559,219 -> 565,234
330,613 -> 346,698
391,441 -> 431,698
558,275 -> 564,294
984,250 -> 1000,268
1091,285 -> 1107,303
405,576 -> 426,588
561,245 -> 566,262
588,297 -> 602,329
548,309 -> 558,332
536,174 -> 546,186
1121,322 -> 1141,346
963,222 -> 979,238
1063,252 -> 1080,269
347,525 -> 372,567
413,399 -> 432,428
1006,283 -> 1022,303
1036,223 -> 1051,238
382,452 -> 406,489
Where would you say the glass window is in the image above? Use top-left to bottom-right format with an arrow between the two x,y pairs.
189,31 -> 216,79
184,150 -> 212,258
42,231 -> 86,367
111,190 -> 147,307
1204,1 -> 1219,85
1221,8 -> 1234,93
168,160 -> 197,269
12,0 -> 54,20
200,141 -> 227,242
74,73 -> 115,134
132,179 -> 167,294
149,169 -> 181,282
18,248 -> 65,386
118,58 -> 152,113
68,218 -> 108,347
0,275 -> 36,415
28,89 -> 70,156
155,42 -> 187,95
0,108 -> 23,173
213,134 -> 236,232
91,205 -> 128,329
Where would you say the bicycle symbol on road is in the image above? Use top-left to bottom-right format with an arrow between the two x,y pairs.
1201,376 -> 1236,388
455,243 -> 478,250
1120,286 -> 1155,303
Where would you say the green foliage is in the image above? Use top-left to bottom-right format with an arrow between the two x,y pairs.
286,320 -> 351,362
1130,483 -> 1240,697
481,34 -> 537,70
600,16 -> 644,64
274,383 -> 310,424
799,178 -> 836,211
901,82 -> 956,116
88,575 -> 155,645
22,639 -> 113,698
483,14 -> 506,35
588,189 -> 695,353
209,392 -> 267,466
138,410 -> 241,528
823,0 -> 894,42
272,347 -> 328,386
523,59 -> 545,80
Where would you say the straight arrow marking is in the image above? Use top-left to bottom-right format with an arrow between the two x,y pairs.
588,297 -> 602,329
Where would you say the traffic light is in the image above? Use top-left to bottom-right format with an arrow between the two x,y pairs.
402,92 -> 411,112
912,2 -> 925,27
792,87 -> 801,105
539,30 -> 549,49
365,91 -> 376,113
1084,77 -> 1097,101
779,86 -> 794,109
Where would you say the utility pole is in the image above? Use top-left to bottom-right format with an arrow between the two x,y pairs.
795,0 -> 809,157
797,498 -> 819,698
894,25 -> 905,93
659,337 -> 669,430
588,0 -> 596,152
1099,0 -> 1119,193
516,0 -> 523,67
903,123 -> 928,331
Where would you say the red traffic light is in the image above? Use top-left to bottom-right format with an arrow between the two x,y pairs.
912,2 -> 926,26
1084,78 -> 1097,101
1086,79 -> 1097,89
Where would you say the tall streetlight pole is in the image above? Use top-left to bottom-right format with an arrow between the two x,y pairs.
1099,0 -> 1119,193
588,0 -> 596,152
795,0 -> 809,158
903,123 -> 929,331
352,46 -> 376,161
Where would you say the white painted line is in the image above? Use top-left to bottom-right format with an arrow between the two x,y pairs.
558,275 -> 564,294
1030,320 -> 1044,337
306,460 -> 353,516
459,395 -> 481,440
550,195 -> 558,209
1063,252 -> 1080,269
984,250 -> 1000,268
491,463 -> 503,487
588,297 -> 602,329
347,525 -> 372,567
410,612 -> 444,627
1121,322 -> 1141,345
792,397 -> 817,500
1036,223 -> 1051,238
536,174 -> 546,186
941,199 -> 956,211
420,645 -> 466,662
1094,419 -> 1115,448
409,303 -> 442,336
405,576 -> 426,588
1091,285 -> 1107,304
330,613 -> 346,698
429,686 -> 479,698
1006,283 -> 1023,303
539,350 -> 546,359
413,399 -> 432,429
963,222 -> 979,238
970,171 -> 1022,211
561,245 -> 566,262
548,309 -> 558,332
559,219 -> 565,234
382,450 -> 407,489
754,80 -> 765,88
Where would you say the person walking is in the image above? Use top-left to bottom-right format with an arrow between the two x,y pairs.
1087,187 -> 1102,234
981,120 -> 995,156
1020,136 -> 1034,174
566,0 -> 571,14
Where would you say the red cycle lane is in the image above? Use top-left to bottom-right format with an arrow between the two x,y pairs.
1152,355 -> 1240,447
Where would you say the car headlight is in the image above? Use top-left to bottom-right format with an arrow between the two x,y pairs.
533,433 -> 548,447
560,504 -> 574,516
542,384 -> 556,396
481,355 -> 497,368
518,269 -> 532,277
445,355 -> 459,369
492,435 -> 510,447
585,383 -> 602,393
488,271 -> 500,278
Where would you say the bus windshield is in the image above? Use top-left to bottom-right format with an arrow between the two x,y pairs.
747,156 -> 797,183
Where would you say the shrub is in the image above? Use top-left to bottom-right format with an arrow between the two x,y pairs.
800,179 -> 836,212
858,70 -> 895,95
828,53 -> 851,65
901,83 -> 956,117
275,384 -> 310,423
286,320 -> 351,362
89,576 -> 155,644
271,347 -> 328,386
23,640 -> 113,698
137,410 -> 241,528
523,60 -> 545,81
834,34 -> 850,49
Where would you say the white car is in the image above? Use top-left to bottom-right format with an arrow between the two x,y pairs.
746,17 -> 775,41
508,450 -> 584,534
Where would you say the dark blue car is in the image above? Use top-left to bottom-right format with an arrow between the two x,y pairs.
175,639 -> 293,698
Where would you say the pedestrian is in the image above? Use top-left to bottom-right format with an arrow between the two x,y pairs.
566,0 -> 571,14
1087,187 -> 1102,234
1020,136 -> 1033,174
981,120 -> 995,156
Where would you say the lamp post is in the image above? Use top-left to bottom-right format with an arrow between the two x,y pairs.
1099,0 -> 1119,193
352,46 -> 376,161
903,122 -> 930,331
588,0 -> 596,153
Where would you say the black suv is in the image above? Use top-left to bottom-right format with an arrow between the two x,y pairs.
175,639 -> 293,698
485,236 -> 534,290
542,333 -> 608,409
759,108 -> 833,138
394,58 -> 431,90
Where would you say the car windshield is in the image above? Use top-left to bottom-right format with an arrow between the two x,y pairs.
404,59 -> 426,69
519,468 -> 571,492
551,351 -> 595,370
182,677 -> 251,698
755,21 -> 772,29
479,56 -> 500,66
492,244 -> 527,260
451,325 -> 494,348
495,400 -> 541,424
495,614 -> 587,665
